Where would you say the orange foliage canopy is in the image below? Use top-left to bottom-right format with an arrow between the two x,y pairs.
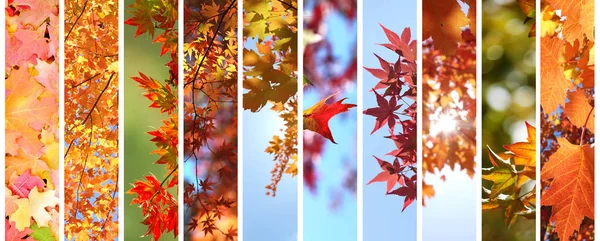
540,0 -> 594,240
63,0 -> 119,240
422,0 -> 477,204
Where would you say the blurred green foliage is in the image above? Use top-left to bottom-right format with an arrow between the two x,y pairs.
482,0 -> 536,240
124,0 -> 178,239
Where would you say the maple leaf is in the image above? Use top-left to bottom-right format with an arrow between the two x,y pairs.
423,0 -> 470,55
303,93 -> 356,144
546,0 -> 594,43
388,175 -> 416,212
5,220 -> 33,241
125,0 -> 156,38
29,223 -> 55,241
564,89 -> 595,133
8,170 -> 45,198
363,90 -> 402,134
5,67 -> 58,157
517,0 -> 536,37
541,138 -> 594,241
482,147 -> 519,199
503,122 -> 536,179
541,35 -> 573,113
366,156 -> 402,193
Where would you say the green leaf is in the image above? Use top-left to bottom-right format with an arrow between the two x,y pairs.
30,223 -> 55,241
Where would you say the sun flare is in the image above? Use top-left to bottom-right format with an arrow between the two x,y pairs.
430,113 -> 458,136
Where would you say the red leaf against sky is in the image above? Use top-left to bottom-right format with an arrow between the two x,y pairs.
303,93 -> 356,144
366,156 -> 403,193
388,175 -> 416,212
364,90 -> 402,134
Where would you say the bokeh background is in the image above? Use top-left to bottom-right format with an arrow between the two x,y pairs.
482,0 -> 536,240
124,0 -> 178,239
363,0 -> 417,240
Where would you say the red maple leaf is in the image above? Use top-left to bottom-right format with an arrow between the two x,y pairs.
366,156 -> 403,193
364,90 -> 402,134
303,93 -> 356,143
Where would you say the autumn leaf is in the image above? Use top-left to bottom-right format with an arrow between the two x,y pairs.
8,170 -> 45,199
5,220 -> 33,241
363,90 -> 402,134
564,89 -> 595,133
546,0 -> 594,43
541,35 -> 573,114
388,175 -> 416,212
303,93 -> 356,144
517,0 -> 536,37
541,138 -> 594,241
423,0 -> 470,55
367,156 -> 402,193
483,147 -> 519,199
503,122 -> 536,179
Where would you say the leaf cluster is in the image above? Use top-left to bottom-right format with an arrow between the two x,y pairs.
183,0 -> 239,240
125,0 -> 180,240
5,0 -> 60,240
422,0 -> 477,204
242,0 -> 299,197
63,0 -> 120,240
540,0 -> 595,240
482,123 -> 536,228
364,25 -> 417,212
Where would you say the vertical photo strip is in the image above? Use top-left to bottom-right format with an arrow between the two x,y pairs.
5,0 -> 60,240
124,0 -> 179,240
242,0 -> 298,240
303,0 -> 358,240
362,0 -> 417,241
183,0 -> 239,240
540,0 -> 595,240
64,0 -> 120,240
422,0 -> 477,240
481,0 -> 536,240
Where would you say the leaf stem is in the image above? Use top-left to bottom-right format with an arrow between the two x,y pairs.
580,106 -> 594,146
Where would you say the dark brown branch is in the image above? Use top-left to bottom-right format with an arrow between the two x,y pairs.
278,0 -> 297,11
185,0 -> 237,86
70,72 -> 102,89
65,0 -> 89,42
68,72 -> 115,133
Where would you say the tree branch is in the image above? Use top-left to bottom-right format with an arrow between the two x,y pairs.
185,0 -> 237,86
68,72 -> 115,133
65,0 -> 89,42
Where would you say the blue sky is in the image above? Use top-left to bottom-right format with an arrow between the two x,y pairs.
303,3 -> 358,241
242,105 -> 298,241
363,0 -> 417,240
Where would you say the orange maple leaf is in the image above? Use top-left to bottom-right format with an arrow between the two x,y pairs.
564,89 -> 595,134
422,0 -> 470,55
546,0 -> 594,43
503,122 -> 536,179
540,36 -> 573,113
541,138 -> 594,241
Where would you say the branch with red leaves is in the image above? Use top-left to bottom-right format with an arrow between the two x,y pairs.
364,25 -> 417,212
125,0 -> 179,240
